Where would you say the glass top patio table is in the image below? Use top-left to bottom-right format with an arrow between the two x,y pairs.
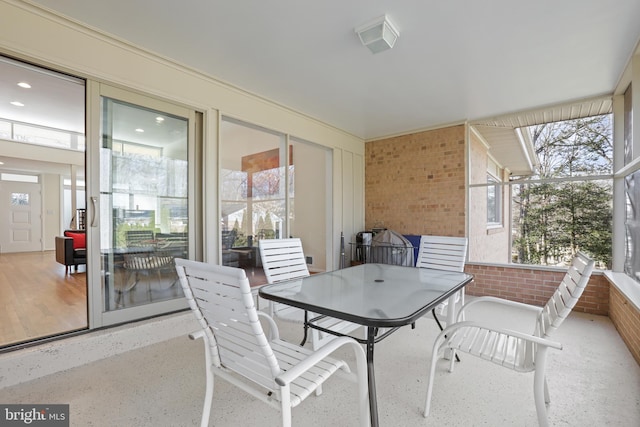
258,263 -> 473,328
259,263 -> 473,427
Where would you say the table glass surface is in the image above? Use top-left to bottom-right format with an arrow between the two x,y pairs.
259,263 -> 473,328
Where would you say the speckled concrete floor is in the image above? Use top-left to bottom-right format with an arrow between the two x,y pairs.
1,301 -> 638,426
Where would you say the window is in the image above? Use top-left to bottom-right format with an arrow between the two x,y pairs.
11,192 -> 29,206
511,115 -> 613,268
622,83 -> 639,282
220,117 -> 332,283
625,170 -> 640,280
624,83 -> 632,165
1,173 -> 38,183
469,114 -> 613,268
487,175 -> 501,225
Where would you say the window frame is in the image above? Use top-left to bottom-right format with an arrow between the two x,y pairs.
487,174 -> 502,227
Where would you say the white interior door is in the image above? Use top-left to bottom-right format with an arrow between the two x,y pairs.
0,180 -> 42,253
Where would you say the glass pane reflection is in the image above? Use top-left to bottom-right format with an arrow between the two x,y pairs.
100,98 -> 188,311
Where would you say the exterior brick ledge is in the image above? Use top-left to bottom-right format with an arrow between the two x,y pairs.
604,271 -> 640,312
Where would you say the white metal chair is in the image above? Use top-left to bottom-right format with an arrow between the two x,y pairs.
415,235 -> 468,328
175,258 -> 369,427
423,251 -> 595,427
259,238 -> 361,350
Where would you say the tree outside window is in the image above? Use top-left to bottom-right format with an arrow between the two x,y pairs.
512,114 -> 613,268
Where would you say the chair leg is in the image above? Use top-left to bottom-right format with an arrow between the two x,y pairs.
280,384 -> 292,427
544,376 -> 550,404
423,340 -> 444,417
198,342 -> 215,427
533,350 -> 550,427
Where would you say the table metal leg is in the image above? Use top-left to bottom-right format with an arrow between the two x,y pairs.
366,326 -> 379,427
300,311 -> 309,346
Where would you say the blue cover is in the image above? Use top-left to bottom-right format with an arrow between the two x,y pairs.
403,235 -> 421,266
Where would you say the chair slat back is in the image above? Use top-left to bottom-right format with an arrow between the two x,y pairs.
125,251 -> 174,271
537,251 -> 595,338
259,238 -> 310,284
126,229 -> 155,247
416,236 -> 468,272
175,259 -> 281,390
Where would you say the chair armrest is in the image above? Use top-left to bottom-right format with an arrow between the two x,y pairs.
189,330 -> 206,341
457,296 -> 543,322
440,320 -> 563,350
257,311 -> 280,341
275,336 -> 366,386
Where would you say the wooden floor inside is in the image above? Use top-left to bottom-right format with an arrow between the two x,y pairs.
0,251 -> 269,349
0,251 -> 88,348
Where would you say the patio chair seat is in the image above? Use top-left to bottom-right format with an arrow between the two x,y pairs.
423,251 -> 595,427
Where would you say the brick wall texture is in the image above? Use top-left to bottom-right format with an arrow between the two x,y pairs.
364,125 -> 466,236
465,263 -> 609,315
609,285 -> 640,365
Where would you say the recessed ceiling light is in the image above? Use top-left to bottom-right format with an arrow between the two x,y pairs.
155,116 -> 164,123
0,161 -> 4,165
17,82 -> 31,89
135,128 -> 145,133
10,101 -> 24,107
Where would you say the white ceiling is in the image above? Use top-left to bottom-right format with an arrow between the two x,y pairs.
25,0 -> 640,141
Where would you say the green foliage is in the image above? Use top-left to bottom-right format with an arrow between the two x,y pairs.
264,212 -> 274,232
253,214 -> 276,241
241,209 -> 248,234
513,115 -> 612,268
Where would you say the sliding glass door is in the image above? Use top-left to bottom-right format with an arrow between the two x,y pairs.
90,84 -> 195,326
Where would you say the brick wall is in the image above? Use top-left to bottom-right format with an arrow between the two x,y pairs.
365,125 -> 466,236
465,263 -> 609,315
609,285 -> 640,365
